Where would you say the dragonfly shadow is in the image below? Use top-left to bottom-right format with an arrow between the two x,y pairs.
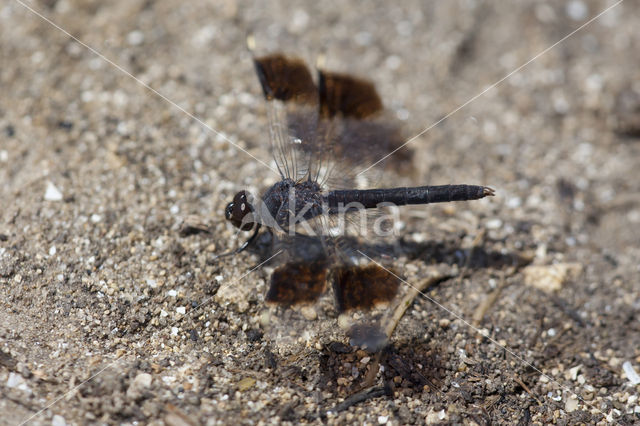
245,230 -> 530,272
399,238 -> 532,270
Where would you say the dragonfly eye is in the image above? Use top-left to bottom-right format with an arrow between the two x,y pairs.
225,191 -> 255,230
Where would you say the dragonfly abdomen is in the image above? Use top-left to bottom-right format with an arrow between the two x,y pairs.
326,184 -> 494,211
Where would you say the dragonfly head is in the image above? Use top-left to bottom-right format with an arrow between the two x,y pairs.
225,190 -> 256,231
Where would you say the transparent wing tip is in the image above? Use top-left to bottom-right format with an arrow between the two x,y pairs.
348,323 -> 389,353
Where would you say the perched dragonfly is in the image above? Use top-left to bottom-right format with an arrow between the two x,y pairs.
222,46 -> 494,350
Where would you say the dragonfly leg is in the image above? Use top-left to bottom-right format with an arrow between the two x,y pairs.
213,224 -> 262,260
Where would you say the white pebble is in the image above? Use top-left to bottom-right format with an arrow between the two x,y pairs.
167,289 -> 177,297
126,373 -> 152,400
31,51 -> 44,64
238,92 -> 254,106
49,246 -> 57,256
585,74 -> 603,92
90,214 -> 102,223
565,396 -> 579,412
622,361 -> 640,385
44,181 -> 63,201
192,25 -> 217,47
171,327 -> 179,336
176,306 -> 186,315
507,197 -> 522,209
378,415 -> 388,424
290,9 -> 309,33
566,1 -> 588,21
385,55 -> 401,70
0,150 -> 8,162
170,205 -> 179,214
300,306 -> 317,320
113,91 -> 128,107
553,92 -> 569,114
52,415 -> 67,426
486,218 -> 503,229
81,91 -> 94,103
6,372 -> 31,393
396,109 -> 409,121
116,121 -> 128,135
133,372 -> 152,388
127,30 -> 144,46
6,372 -> 22,388
568,364 -> 582,381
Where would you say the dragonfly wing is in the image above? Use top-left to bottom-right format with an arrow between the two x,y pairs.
253,54 -> 318,181
252,54 -> 412,187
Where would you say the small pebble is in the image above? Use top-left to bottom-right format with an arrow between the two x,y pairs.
127,373 -> 152,400
566,0 -> 588,21
622,361 -> 640,385
237,377 -> 256,391
565,396 -> 579,412
300,306 -> 317,320
6,372 -> 31,393
506,196 -> 522,208
127,30 -> 144,45
567,364 -> 582,381
522,263 -> 583,292
52,415 -> 67,426
44,181 -> 63,201
486,218 -> 503,229
289,9 -> 309,33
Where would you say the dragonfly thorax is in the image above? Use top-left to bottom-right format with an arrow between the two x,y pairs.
260,178 -> 326,229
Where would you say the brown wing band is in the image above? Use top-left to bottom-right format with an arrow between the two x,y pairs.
319,71 -> 383,119
266,261 -> 328,306
332,264 -> 400,312
253,54 -> 318,104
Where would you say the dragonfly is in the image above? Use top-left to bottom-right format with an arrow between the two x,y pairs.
221,45 -> 494,351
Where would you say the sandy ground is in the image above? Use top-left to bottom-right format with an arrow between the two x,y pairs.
1,0 -> 640,424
